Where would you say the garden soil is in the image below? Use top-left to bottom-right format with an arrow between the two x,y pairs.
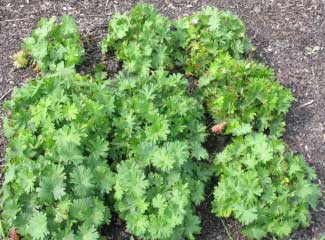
0,0 -> 324,239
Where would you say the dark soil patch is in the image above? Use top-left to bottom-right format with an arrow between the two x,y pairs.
0,0 -> 324,239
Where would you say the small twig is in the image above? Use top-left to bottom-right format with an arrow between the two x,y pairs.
311,66 -> 315,76
80,14 -> 113,18
105,0 -> 109,12
1,13 -> 112,23
295,100 -> 315,109
273,43 -> 286,49
221,219 -> 234,240
0,88 -> 13,102
0,17 -> 35,23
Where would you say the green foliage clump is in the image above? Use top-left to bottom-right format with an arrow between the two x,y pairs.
173,7 -> 252,77
101,3 -> 174,75
21,16 -> 84,72
169,6 -> 319,240
110,70 -> 212,239
2,3 -> 321,240
212,133 -> 320,239
198,54 -> 294,136
1,69 -> 115,239
101,6 -> 215,237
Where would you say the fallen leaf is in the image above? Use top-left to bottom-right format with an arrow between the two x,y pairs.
33,64 -> 40,73
10,228 -> 20,240
211,121 -> 227,134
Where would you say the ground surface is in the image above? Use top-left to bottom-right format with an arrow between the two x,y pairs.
0,0 -> 324,239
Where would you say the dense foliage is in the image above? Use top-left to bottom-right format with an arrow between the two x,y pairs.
1,69 -> 115,239
212,133 -> 320,239
172,7 -> 252,77
101,3 -> 174,75
198,54 -> 294,136
1,3 -> 320,240
16,16 -> 84,72
182,8 -> 320,240
101,6 -> 213,238
110,70 -> 212,239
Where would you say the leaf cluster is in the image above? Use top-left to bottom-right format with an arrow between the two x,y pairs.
160,4 -> 319,240
1,69 -> 115,239
212,133 -> 320,239
110,70 -> 212,239
21,16 -> 84,72
172,7 -> 252,77
199,54 -> 294,136
101,3 -> 174,75
100,5 -> 214,238
4,5 -> 213,240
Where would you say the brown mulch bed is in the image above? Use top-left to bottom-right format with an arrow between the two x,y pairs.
0,0 -> 324,239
